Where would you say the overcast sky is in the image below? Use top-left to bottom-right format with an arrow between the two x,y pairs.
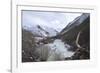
22,11 -> 82,32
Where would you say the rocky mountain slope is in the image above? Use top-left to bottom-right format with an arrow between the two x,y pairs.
23,24 -> 58,37
59,13 -> 90,59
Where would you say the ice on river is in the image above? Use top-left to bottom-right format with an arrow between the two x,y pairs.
47,39 -> 74,58
36,39 -> 74,61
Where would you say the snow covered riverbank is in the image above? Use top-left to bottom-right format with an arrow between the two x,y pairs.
47,39 -> 74,61
36,39 -> 74,61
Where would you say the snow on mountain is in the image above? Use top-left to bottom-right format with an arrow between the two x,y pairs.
60,13 -> 90,35
23,24 -> 58,37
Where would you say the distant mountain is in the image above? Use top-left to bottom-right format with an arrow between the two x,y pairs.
23,24 -> 58,37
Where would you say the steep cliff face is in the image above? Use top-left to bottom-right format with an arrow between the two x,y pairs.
60,13 -> 89,34
59,13 -> 89,45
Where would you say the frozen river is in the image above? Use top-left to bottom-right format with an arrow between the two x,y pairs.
36,39 -> 74,61
48,39 -> 74,57
47,39 -> 74,61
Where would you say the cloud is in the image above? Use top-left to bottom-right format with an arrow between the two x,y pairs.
22,11 -> 82,32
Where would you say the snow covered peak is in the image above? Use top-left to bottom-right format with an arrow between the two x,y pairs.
23,24 -> 58,37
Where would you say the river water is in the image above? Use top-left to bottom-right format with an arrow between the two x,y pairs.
47,39 -> 74,60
